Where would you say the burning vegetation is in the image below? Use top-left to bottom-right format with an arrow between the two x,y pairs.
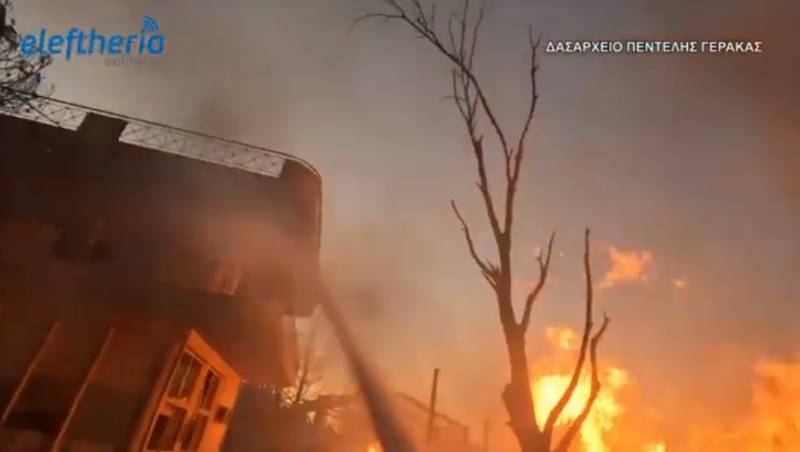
532,328 -> 623,450
533,327 -> 638,452
1,0 -> 797,450
527,326 -> 800,452
685,354 -> 800,451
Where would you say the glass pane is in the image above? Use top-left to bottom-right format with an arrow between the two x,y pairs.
200,371 -> 221,409
161,406 -> 187,450
146,414 -> 170,450
179,416 -> 197,450
167,353 -> 191,397
188,415 -> 209,450
179,357 -> 201,399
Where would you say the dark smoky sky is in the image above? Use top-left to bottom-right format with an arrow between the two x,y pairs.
13,0 -> 800,446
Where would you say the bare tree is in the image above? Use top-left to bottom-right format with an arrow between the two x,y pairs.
0,0 -> 51,112
358,1 -> 610,451
287,322 -> 322,407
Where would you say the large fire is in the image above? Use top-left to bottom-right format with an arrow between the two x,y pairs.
355,326 -> 800,452
534,327 -> 800,452
546,326 -> 579,351
533,326 -> 630,452
533,326 -> 665,452
748,355 -> 800,449
689,354 -> 800,451
644,442 -> 666,452
532,366 -> 628,452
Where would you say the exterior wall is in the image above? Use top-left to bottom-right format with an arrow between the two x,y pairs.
0,102 -> 325,382
66,327 -> 173,451
0,309 -> 175,451
0,306 -> 241,452
0,217 -> 294,385
0,108 -> 322,317
0,101 -> 324,451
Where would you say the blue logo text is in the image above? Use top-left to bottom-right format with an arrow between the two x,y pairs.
19,16 -> 166,61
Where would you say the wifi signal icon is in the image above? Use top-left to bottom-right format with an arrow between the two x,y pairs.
141,16 -> 160,34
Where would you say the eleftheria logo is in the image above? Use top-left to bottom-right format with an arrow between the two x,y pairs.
19,16 -> 165,61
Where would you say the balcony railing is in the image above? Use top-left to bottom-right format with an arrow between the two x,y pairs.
0,95 -> 320,180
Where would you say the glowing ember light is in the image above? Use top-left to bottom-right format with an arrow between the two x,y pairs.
749,355 -> 800,449
644,441 -> 666,452
367,442 -> 382,452
685,354 -> 800,450
532,367 -> 629,452
672,278 -> 688,289
546,327 -> 578,351
600,246 -> 654,289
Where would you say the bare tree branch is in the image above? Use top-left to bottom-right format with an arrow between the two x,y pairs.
451,200 -> 498,289
291,323 -> 319,406
516,29 -> 541,159
543,228 -> 595,439
503,30 -> 541,241
472,135 -> 504,242
553,314 -> 610,452
519,231 -> 555,332
1,0 -> 51,113
355,0 -> 510,159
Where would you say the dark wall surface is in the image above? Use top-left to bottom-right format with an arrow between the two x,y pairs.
0,108 -> 323,385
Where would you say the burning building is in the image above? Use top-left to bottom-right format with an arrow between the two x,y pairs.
0,97 -> 322,451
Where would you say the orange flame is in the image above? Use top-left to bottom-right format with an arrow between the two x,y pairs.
644,441 -> 666,452
600,246 -> 654,289
546,326 -> 579,351
748,355 -> 800,448
684,353 -> 800,450
532,367 -> 629,452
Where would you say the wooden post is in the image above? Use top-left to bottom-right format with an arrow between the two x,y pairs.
0,321 -> 60,426
50,326 -> 114,452
426,368 -> 440,445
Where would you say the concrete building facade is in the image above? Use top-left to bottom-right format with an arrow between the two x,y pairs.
0,97 -> 323,451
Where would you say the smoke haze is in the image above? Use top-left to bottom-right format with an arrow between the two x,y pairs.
11,0 -> 800,449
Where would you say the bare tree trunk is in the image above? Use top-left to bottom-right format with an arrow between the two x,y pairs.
503,332 -> 541,451
359,2 -> 612,451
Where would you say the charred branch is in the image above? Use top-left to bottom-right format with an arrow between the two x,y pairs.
553,314 -> 610,452
544,229 -> 611,445
543,228 -> 593,437
519,231 -> 555,332
451,200 -> 498,288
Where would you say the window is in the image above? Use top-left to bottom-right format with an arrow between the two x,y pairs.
146,405 -> 187,451
145,414 -> 169,450
200,370 -> 221,410
167,352 -> 202,399
145,348 -> 224,451
180,414 -> 209,450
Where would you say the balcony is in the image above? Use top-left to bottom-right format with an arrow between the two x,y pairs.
1,95 -> 319,180
0,95 -> 323,316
